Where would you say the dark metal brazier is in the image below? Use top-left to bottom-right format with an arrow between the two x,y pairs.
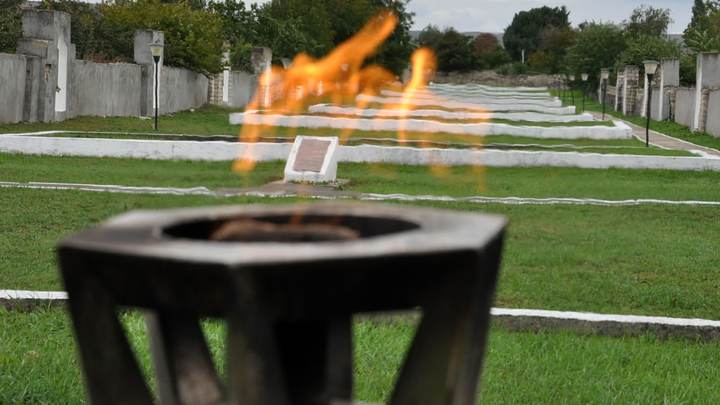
58,203 -> 506,405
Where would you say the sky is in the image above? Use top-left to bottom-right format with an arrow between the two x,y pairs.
246,0 -> 694,34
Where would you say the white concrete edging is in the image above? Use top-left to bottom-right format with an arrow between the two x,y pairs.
308,104 -> 596,123
4,181 -> 720,207
1,288 -> 718,340
3,134 -> 720,171
356,94 -> 576,115
429,83 -> 549,92
230,112 -> 631,140
380,89 -> 560,105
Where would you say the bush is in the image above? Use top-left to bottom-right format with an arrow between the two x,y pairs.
0,0 -> 23,53
528,50 -> 554,72
496,62 -> 528,76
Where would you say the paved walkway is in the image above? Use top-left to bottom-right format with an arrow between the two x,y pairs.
592,112 -> 720,158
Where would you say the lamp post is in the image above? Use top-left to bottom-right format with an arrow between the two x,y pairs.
600,68 -> 610,120
568,74 -> 575,106
149,41 -> 163,131
643,60 -> 659,147
581,73 -> 589,113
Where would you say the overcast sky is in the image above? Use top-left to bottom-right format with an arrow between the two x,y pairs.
246,0 -> 693,34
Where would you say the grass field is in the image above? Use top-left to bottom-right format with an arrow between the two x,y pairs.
2,186 -> 719,320
2,154 -> 718,200
2,307 -> 719,404
2,90 -> 719,404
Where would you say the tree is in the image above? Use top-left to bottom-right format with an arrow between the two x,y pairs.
0,0 -> 23,53
473,33 -> 499,55
39,0 -> 110,61
418,25 -> 443,49
472,33 -> 511,69
534,25 -> 576,72
623,5 -> 673,37
683,1 -> 720,52
419,26 -> 476,72
503,6 -> 570,61
368,0 -> 415,75
616,34 -> 681,69
102,0 -> 224,73
565,22 -> 627,85
264,0 -> 335,57
435,28 -> 476,72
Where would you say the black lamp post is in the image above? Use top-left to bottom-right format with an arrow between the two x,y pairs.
643,60 -> 659,147
568,74 -> 575,106
149,41 -> 163,131
600,68 -> 610,120
580,73 -> 589,113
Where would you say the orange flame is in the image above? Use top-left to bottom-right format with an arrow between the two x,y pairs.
232,10 -> 480,188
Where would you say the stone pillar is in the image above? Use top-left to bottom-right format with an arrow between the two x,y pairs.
222,50 -> 231,105
614,73 -> 623,111
693,52 -> 720,132
16,9 -> 74,122
134,30 -> 164,117
622,65 -> 640,116
251,47 -> 272,107
656,59 -> 679,120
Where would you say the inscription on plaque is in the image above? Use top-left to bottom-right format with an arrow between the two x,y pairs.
293,139 -> 331,172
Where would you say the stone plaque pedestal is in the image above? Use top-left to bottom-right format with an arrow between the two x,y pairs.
284,136 -> 338,183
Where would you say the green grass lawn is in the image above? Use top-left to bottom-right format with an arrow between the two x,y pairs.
2,187 -> 719,320
1,307 -> 719,404
2,154 -> 718,201
558,90 -> 720,151
0,105 -> 240,135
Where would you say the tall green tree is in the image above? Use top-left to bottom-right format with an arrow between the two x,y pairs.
683,1 -> 720,52
368,0 -> 414,75
623,5 -> 673,37
503,6 -> 570,61
419,25 -> 476,72
565,22 -> 627,85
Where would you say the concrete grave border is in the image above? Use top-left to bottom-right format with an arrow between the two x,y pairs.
2,288 -> 718,340
230,111 -> 632,140
356,94 -> 576,114
4,180 -> 720,207
3,133 -> 720,171
308,104 -> 596,123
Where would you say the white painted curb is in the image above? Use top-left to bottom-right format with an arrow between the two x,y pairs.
3,134 -> 720,171
230,112 -> 632,140
356,94 -> 577,115
5,181 -> 720,207
430,83 -> 549,92
308,104 -> 596,123
1,289 -> 717,339
380,89 -> 560,105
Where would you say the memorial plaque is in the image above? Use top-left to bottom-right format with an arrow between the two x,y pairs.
293,139 -> 331,172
